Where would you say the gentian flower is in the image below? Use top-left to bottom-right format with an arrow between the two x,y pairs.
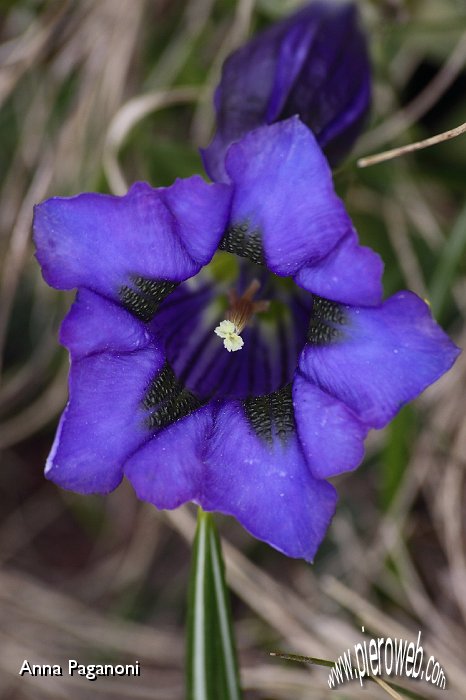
33,119 -> 459,561
202,1 -> 371,182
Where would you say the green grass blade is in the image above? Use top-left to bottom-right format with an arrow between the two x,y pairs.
186,509 -> 242,700
186,509 -> 216,700
429,201 -> 466,320
271,651 -> 434,699
208,518 -> 242,700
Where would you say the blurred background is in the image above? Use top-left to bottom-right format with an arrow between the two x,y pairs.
1,0 -> 466,698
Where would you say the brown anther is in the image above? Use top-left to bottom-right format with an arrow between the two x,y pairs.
226,279 -> 270,332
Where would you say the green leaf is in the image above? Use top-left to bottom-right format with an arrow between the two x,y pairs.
208,517 -> 242,700
186,509 -> 242,700
187,509 -> 216,700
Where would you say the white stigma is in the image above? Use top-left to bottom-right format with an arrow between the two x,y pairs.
214,319 -> 244,352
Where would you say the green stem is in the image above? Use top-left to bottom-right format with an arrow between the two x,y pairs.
186,508 -> 242,700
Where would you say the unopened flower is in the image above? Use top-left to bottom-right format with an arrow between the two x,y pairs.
202,1 -> 371,182
34,119 -> 459,561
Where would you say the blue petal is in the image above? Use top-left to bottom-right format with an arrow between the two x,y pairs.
203,401 -> 337,561
126,399 -> 337,561
299,292 -> 461,429
265,15 -> 317,122
280,4 -> 370,167
225,118 -> 352,276
202,15 -> 297,183
125,406 -> 213,509
202,2 -> 370,181
295,229 -> 384,305
34,178 -> 231,300
293,373 -> 368,478
60,289 -> 151,358
46,346 -> 164,494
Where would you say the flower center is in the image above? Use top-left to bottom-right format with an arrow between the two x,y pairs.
150,253 -> 312,401
214,279 -> 270,352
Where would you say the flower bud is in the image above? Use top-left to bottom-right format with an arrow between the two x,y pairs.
202,1 -> 371,182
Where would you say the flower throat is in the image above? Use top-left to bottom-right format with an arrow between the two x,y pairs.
214,279 -> 270,352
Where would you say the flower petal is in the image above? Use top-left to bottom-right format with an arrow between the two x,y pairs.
34,178 -> 231,303
264,14 -> 317,122
293,373 -> 368,478
46,346 -> 164,494
60,289 -> 151,358
125,406 -> 213,509
295,229 -> 384,306
202,19 -> 287,184
224,118 -> 352,276
126,394 -> 337,561
202,400 -> 338,561
202,2 -> 370,181
299,292 -> 461,429
280,3 -> 370,167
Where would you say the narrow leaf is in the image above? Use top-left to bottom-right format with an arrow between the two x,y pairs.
186,509 -> 216,700
186,509 -> 242,700
208,519 -> 242,700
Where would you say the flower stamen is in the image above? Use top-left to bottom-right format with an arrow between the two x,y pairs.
214,279 -> 269,352
214,320 -> 244,352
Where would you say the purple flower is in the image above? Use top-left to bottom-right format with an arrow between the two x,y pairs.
33,120 -> 459,561
202,1 -> 371,182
